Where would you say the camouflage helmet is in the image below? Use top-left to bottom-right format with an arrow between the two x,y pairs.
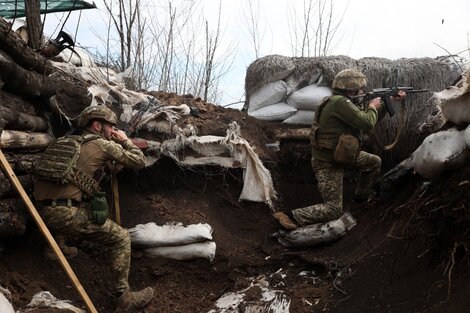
332,69 -> 367,91
78,105 -> 117,127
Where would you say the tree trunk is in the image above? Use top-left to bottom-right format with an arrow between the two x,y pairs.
0,105 -> 48,131
0,50 -> 56,97
4,153 -> 41,173
0,49 -> 91,117
0,17 -> 50,75
0,171 -> 33,198
0,130 -> 53,150
0,90 -> 37,115
25,0 -> 43,50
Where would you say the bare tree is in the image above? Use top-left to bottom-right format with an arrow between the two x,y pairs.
287,0 -> 346,57
93,0 -> 235,104
240,0 -> 265,59
102,0 -> 141,71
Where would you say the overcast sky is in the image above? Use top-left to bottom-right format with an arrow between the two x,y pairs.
43,0 -> 470,107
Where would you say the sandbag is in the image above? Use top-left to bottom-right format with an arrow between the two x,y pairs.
0,286 -> 14,313
27,291 -> 85,313
282,110 -> 315,125
275,213 -> 357,248
411,128 -> 470,179
439,93 -> 470,125
286,84 -> 332,110
144,241 -> 216,261
248,102 -> 297,121
248,80 -> 288,112
128,222 -> 213,247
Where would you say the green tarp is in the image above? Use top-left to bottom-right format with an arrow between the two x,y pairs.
0,0 -> 96,18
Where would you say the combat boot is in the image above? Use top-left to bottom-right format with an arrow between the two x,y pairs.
115,287 -> 154,313
273,212 -> 298,230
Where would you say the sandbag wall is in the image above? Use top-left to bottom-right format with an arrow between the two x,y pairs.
244,54 -> 466,167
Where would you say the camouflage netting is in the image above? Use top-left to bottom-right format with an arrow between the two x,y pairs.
244,54 -> 296,97
244,55 -> 466,168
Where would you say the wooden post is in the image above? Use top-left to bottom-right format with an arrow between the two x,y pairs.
0,149 -> 99,313
111,173 -> 121,225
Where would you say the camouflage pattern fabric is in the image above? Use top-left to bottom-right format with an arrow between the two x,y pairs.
40,203 -> 131,293
292,151 -> 381,226
34,130 -> 145,295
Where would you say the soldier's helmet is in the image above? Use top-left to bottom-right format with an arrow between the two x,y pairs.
78,105 -> 118,127
332,69 -> 367,91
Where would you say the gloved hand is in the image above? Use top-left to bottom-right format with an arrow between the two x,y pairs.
90,192 -> 109,225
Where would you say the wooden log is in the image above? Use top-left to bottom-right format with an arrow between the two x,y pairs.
0,105 -> 48,131
274,128 -> 311,141
0,130 -> 53,150
0,50 -> 91,117
5,153 -> 41,173
0,171 -> 33,198
0,198 -> 27,237
0,50 -> 56,97
0,17 -> 52,75
0,90 -> 37,115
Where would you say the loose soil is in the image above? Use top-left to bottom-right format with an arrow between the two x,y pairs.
1,95 -> 469,313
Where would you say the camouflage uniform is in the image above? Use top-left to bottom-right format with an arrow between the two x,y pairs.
292,90 -> 384,226
34,130 -> 145,294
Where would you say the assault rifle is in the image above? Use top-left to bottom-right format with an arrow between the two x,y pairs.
351,87 -> 428,117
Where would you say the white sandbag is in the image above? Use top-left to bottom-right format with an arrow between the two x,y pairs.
286,84 -> 331,110
58,47 -> 95,67
27,291 -> 85,313
144,241 -> 216,261
248,102 -> 297,121
465,124 -> 470,148
248,80 -> 288,112
411,128 -> 470,179
128,222 -> 213,247
432,68 -> 470,125
0,286 -> 14,313
209,276 -> 290,313
275,212 -> 357,248
439,93 -> 470,125
282,110 -> 315,125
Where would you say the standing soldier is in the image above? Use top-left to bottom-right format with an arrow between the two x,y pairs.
34,105 -> 153,312
274,69 -> 406,230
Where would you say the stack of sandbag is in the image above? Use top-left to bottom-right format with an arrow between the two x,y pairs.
273,212 -> 357,248
412,66 -> 470,178
128,222 -> 216,261
247,80 -> 296,122
246,79 -> 332,125
283,84 -> 331,125
245,55 -> 353,125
